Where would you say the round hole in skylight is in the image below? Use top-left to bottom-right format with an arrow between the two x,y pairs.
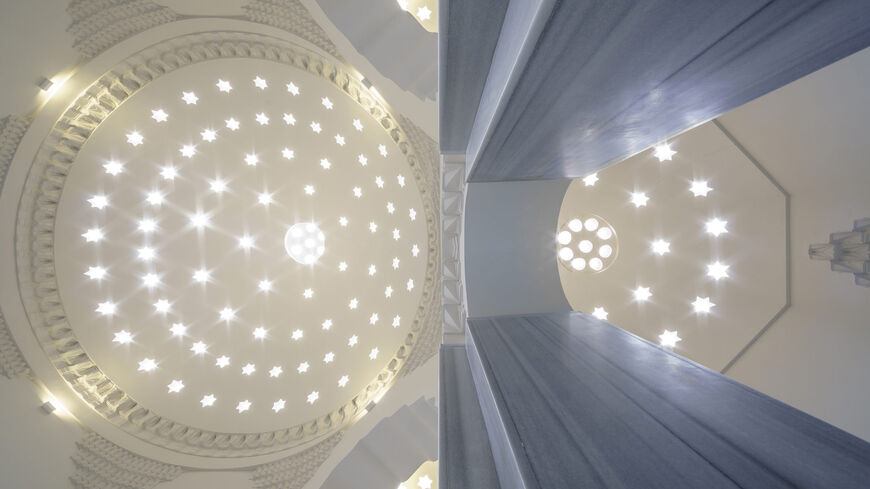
556,214 -> 618,274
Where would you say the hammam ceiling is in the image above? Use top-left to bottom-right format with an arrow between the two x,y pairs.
0,0 -> 440,483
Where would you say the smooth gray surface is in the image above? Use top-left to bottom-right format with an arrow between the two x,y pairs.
463,0 -> 870,181
438,0 -> 508,153
464,179 -> 571,318
467,312 -> 870,488
439,345 -> 502,489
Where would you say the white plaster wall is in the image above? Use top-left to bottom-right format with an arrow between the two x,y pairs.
0,378 -> 84,488
718,46 -> 870,443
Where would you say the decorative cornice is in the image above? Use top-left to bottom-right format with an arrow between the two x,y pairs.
67,0 -> 178,57
251,431 -> 344,489
243,0 -> 343,60
441,154 -> 466,341
71,433 -> 184,489
0,311 -> 31,379
14,31 -> 440,458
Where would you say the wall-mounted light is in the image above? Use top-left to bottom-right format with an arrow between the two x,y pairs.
36,76 -> 54,92
40,401 -> 56,414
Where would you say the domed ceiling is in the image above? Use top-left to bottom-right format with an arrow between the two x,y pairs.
5,30 -> 439,462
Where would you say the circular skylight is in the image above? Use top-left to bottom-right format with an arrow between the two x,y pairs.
556,215 -> 618,273
51,58 -> 429,434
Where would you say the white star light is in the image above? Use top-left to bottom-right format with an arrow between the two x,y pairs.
145,191 -> 164,206
170,323 -> 187,336
219,307 -> 235,322
338,375 -> 349,387
411,244 -> 420,257
258,279 -> 272,293
160,166 -> 177,180
348,335 -> 359,347
706,218 -> 728,237
142,273 -> 159,288
339,216 -> 348,226
286,82 -> 300,95
322,319 -> 333,330
291,329 -> 303,340
190,212 -> 209,228
215,356 -> 230,368
181,91 -> 198,104
385,286 -> 393,298
375,176 -> 385,188
369,313 -> 379,325
633,286 -> 652,302
253,327 -> 268,339
690,180 -> 713,197
392,257 -> 400,269
407,279 -> 415,291
321,97 -> 333,109
82,228 -> 104,243
659,330 -> 681,348
272,399 -> 286,413
653,143 -> 676,162
320,158 -> 331,169
303,288 -> 314,299
242,364 -> 256,375
257,192 -> 273,206
310,121 -> 322,133
409,208 -> 416,221
283,113 -> 296,125
225,118 -> 240,130
201,394 -> 216,407
392,315 -> 401,327
210,179 -> 227,193
282,147 -> 295,159
354,187 -> 363,198
307,391 -> 319,404
190,341 -> 207,355
418,475 -> 433,489
193,269 -> 210,284
323,352 -> 335,363
138,358 -> 157,372
137,247 -> 156,261
334,134 -> 345,146
151,109 -> 168,122
393,228 -> 401,241
113,331 -> 133,344
85,266 -> 106,280
630,192 -> 649,207
692,296 -> 715,314
349,298 -> 358,309
651,239 -> 671,256
180,145 -> 196,158
216,79 -> 232,92
167,380 -> 184,393
583,173 -> 599,186
253,76 -> 268,89
368,264 -> 377,276
126,131 -> 143,146
103,161 -> 123,175
245,153 -> 259,166
236,400 -> 251,413
358,154 -> 368,166
338,261 -> 348,271
707,261 -> 730,280
369,348 -> 379,360
255,112 -> 269,125
201,129 -> 217,142
269,366 -> 283,377
138,219 -> 157,233
592,307 -> 608,320
397,175 -> 406,187
378,144 -> 388,157
369,222 -> 377,233
304,185 -> 315,195
297,362 -> 309,374
353,119 -> 363,131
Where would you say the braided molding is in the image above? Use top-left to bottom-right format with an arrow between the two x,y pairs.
67,0 -> 178,57
243,0 -> 343,59
251,431 -> 343,489
0,115 -> 30,196
14,31 -> 439,458
71,433 -> 184,489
